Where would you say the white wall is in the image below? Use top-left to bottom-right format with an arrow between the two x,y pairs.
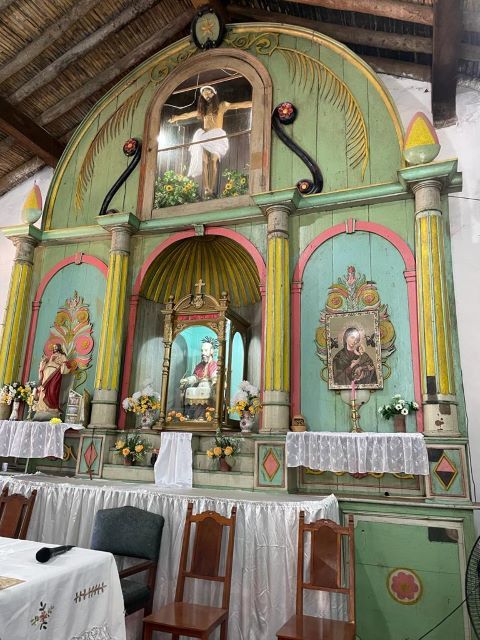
0,77 -> 478,524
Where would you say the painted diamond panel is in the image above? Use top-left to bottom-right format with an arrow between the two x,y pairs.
263,448 -> 280,481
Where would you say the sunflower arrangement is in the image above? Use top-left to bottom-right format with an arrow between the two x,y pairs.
206,428 -> 240,466
221,169 -> 249,198
114,432 -> 152,463
154,170 -> 200,208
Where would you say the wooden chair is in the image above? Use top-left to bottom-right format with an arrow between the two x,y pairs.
143,502 -> 237,640
276,514 -> 355,640
0,486 -> 37,539
91,506 -> 165,617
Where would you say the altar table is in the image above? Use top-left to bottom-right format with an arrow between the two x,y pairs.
286,431 -> 429,475
0,536 -> 126,640
0,474 -> 341,640
0,420 -> 83,459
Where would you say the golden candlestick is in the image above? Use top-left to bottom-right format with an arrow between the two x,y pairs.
350,399 -> 363,433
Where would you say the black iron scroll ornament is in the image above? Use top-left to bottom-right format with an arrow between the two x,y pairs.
271,102 -> 323,195
99,138 -> 142,216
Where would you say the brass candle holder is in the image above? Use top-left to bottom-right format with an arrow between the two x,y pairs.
350,398 -> 363,433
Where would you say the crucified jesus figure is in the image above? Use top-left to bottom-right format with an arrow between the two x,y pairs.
168,85 -> 252,198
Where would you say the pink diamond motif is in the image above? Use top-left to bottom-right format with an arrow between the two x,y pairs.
262,448 -> 280,481
84,442 -> 98,468
433,453 -> 458,490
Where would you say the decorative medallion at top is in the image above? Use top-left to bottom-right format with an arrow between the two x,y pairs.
190,279 -> 206,309
403,112 -> 440,165
191,6 -> 225,50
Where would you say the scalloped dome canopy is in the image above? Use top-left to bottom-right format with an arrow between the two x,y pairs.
140,236 -> 260,306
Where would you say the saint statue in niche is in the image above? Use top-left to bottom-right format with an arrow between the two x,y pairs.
180,336 -> 218,419
36,343 -> 71,416
168,85 -> 252,197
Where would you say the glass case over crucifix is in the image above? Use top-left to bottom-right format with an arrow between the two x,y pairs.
159,281 -> 249,431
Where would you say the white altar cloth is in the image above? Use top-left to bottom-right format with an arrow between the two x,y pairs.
0,474 -> 340,640
0,536 -> 126,640
286,431 -> 429,475
0,420 -> 83,459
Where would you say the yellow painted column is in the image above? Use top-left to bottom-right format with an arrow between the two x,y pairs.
413,180 -> 459,436
261,203 -> 291,433
0,235 -> 37,385
90,217 -> 137,427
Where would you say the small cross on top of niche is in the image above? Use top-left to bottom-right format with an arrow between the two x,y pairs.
194,279 -> 205,296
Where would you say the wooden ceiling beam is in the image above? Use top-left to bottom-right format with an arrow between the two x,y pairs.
0,157 -> 45,197
9,0 -> 165,105
228,5 -> 432,54
432,0 -> 462,126
0,97 -> 65,166
363,55 -> 431,82
273,0 -> 433,25
0,0 -> 16,11
0,0 -> 102,85
39,11 -> 194,126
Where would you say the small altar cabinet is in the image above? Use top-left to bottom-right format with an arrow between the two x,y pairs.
159,285 -> 249,431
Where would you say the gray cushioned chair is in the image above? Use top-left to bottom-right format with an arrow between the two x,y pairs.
91,505 -> 164,616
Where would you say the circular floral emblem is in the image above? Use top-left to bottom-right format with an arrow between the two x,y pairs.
387,568 -> 422,604
326,293 -> 344,310
55,311 -> 70,327
123,138 -> 138,156
276,101 -> 297,124
361,288 -> 379,306
76,309 -> 89,324
75,334 -> 94,356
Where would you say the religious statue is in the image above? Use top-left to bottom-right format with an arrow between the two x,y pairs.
332,327 -> 377,386
36,343 -> 71,417
180,337 -> 218,419
168,85 -> 252,198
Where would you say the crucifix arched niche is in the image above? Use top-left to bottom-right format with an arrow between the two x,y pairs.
139,49 -> 272,217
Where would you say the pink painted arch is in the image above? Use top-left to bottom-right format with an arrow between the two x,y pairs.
291,219 -> 422,431
119,227 -> 267,428
22,253 -> 108,384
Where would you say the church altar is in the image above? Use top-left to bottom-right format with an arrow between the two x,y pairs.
286,431 -> 429,475
0,474 -> 341,640
0,420 -> 83,459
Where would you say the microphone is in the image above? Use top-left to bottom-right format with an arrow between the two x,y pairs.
36,545 -> 74,563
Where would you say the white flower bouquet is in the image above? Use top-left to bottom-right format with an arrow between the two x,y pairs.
378,394 -> 419,420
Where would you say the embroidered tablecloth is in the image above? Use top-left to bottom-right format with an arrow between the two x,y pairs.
0,420 -> 83,458
286,431 -> 429,475
0,536 -> 125,640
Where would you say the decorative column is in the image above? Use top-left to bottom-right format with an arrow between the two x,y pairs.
90,214 -> 139,427
0,233 -> 38,385
413,180 -> 459,436
261,203 -> 292,433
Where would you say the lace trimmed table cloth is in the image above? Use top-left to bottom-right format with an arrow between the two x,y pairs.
0,536 -> 126,640
0,420 -> 83,459
286,431 -> 429,475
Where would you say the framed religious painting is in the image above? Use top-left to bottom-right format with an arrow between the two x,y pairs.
326,310 -> 383,390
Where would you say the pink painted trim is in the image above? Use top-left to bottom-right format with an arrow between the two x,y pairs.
121,228 -> 267,426
22,254 -> 108,384
291,220 -> 422,430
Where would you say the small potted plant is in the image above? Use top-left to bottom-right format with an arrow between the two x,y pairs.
114,432 -> 152,466
378,394 -> 419,432
206,428 -> 240,472
122,383 -> 161,429
229,381 -> 261,433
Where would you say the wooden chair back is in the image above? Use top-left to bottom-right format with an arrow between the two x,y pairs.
175,502 -> 237,610
0,486 -> 37,539
296,513 -> 355,623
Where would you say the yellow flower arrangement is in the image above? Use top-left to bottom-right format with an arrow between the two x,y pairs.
206,429 -> 240,469
50,417 -> 62,424
114,432 -> 151,463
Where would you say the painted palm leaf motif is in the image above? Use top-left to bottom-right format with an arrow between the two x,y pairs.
44,291 -> 94,389
278,48 -> 369,178
74,86 -> 144,211
315,266 -> 395,376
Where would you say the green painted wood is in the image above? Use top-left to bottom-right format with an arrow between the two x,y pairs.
355,519 -> 465,640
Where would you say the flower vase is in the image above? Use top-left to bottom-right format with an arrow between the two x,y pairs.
219,457 -> 231,472
239,410 -> 254,434
394,414 -> 406,433
9,400 -> 20,421
139,409 -> 157,430
123,456 -> 136,466
0,403 -> 11,420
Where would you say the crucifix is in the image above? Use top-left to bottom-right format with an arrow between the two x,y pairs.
194,279 -> 205,296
